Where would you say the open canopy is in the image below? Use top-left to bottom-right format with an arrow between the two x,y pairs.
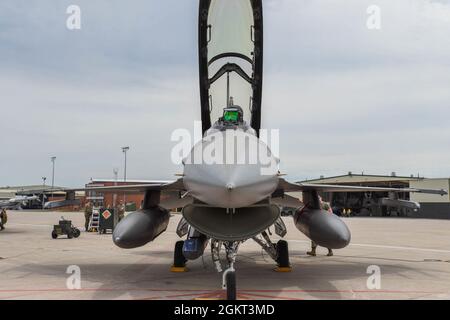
198,0 -> 263,135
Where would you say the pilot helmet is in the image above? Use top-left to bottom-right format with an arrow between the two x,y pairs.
222,105 -> 244,124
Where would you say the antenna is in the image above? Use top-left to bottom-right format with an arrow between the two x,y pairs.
226,71 -> 230,106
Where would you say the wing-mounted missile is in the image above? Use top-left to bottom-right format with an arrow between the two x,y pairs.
294,208 -> 351,249
113,190 -> 171,249
113,207 -> 170,249
293,190 -> 351,249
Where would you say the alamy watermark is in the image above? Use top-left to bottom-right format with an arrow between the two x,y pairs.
171,121 -> 280,176
66,265 -> 82,290
367,5 -> 382,30
366,265 -> 381,290
66,5 -> 81,30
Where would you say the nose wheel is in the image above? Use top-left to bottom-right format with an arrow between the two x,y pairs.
223,268 -> 236,300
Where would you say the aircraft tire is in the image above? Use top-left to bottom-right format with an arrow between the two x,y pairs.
276,240 -> 290,267
225,271 -> 236,300
173,241 -> 187,267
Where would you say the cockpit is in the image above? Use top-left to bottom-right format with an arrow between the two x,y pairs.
198,0 -> 263,136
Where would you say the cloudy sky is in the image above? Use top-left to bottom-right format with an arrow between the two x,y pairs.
1,0 -> 449,187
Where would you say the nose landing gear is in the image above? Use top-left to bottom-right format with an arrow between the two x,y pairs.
171,233 -> 290,300
211,240 -> 241,300
221,241 -> 240,300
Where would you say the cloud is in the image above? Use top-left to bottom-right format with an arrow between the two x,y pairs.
262,0 -> 450,180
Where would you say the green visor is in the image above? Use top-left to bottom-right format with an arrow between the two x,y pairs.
224,111 -> 239,122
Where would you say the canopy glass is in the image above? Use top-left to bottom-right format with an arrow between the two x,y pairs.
207,0 -> 255,124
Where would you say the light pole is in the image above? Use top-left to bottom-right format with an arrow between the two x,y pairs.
42,177 -> 47,210
51,156 -> 56,201
113,167 -> 119,226
113,167 -> 119,208
122,147 -> 130,205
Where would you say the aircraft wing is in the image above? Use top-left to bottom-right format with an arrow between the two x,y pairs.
271,194 -> 304,209
61,179 -> 189,210
277,178 -> 448,196
65,179 -> 185,193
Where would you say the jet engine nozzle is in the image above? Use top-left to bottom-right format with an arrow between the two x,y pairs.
294,209 -> 351,249
113,207 -> 170,249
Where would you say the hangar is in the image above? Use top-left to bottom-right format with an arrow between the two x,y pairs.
298,173 -> 450,219
0,185 -> 66,209
0,185 -> 83,210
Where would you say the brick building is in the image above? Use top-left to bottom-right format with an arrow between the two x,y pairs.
85,179 -> 171,210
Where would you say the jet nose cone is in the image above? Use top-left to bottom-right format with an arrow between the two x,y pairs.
183,130 -> 279,208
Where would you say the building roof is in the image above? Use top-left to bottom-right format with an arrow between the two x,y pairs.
299,173 -> 424,185
0,185 -> 66,195
89,179 -> 173,184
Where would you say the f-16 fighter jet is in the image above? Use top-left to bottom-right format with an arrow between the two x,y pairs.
65,0 -> 447,300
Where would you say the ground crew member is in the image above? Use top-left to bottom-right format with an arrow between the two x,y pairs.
118,200 -> 125,222
84,202 -> 93,231
0,209 -> 7,230
307,196 -> 334,257
343,208 -> 353,217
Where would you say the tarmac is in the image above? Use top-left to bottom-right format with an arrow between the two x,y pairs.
1,210 -> 450,300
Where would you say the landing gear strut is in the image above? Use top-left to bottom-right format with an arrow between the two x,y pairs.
211,240 -> 240,300
253,231 -> 291,270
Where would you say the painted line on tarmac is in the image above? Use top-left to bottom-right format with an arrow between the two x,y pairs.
239,288 -> 446,295
0,288 -> 219,293
289,240 -> 450,254
240,292 -> 304,300
1,287 -> 444,295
